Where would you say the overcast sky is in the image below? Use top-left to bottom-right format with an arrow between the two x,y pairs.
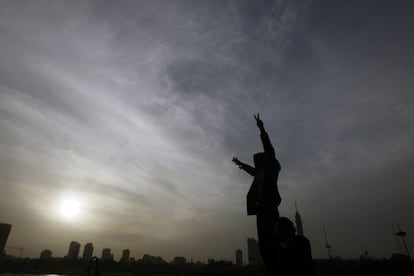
0,0 -> 413,261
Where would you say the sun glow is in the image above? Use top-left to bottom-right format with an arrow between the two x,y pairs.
60,198 -> 81,219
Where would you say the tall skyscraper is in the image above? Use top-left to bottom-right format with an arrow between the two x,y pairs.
295,202 -> 304,236
235,249 -> 243,267
120,249 -> 130,263
247,238 -> 262,265
66,241 -> 81,260
101,248 -> 113,261
0,223 -> 12,256
82,243 -> 94,261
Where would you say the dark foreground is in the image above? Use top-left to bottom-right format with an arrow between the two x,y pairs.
0,256 -> 413,276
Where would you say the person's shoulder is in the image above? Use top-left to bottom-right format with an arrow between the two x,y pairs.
293,235 -> 309,242
292,235 -> 311,247
290,235 -> 312,259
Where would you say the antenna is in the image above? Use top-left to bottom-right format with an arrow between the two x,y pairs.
323,226 -> 332,259
392,224 -> 402,253
396,224 -> 411,259
295,201 -> 298,212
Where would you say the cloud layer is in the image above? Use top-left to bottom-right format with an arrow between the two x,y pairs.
0,0 -> 413,260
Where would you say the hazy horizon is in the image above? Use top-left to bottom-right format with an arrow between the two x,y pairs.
1,0 -> 413,262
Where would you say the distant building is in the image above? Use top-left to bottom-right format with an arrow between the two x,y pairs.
295,202 -> 304,236
82,243 -> 94,261
173,256 -> 186,265
207,259 -> 233,270
247,238 -> 262,265
391,253 -> 411,262
140,254 -> 165,264
0,223 -> 12,256
141,254 -> 152,264
40,249 -> 52,260
120,249 -> 130,263
101,248 -> 113,261
235,249 -> 243,267
66,241 -> 80,260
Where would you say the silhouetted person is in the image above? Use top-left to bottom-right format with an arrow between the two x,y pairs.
274,217 -> 314,276
233,114 -> 281,275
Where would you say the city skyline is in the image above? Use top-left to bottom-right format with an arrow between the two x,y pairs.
1,206 -> 301,262
1,0 -> 413,261
3,222 -> 267,265
4,235 -> 245,264
1,219 -> 412,262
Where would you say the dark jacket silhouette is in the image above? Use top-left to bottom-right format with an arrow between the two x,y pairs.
233,114 -> 282,276
240,129 -> 281,216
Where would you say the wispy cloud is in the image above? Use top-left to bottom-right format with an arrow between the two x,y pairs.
0,0 -> 413,260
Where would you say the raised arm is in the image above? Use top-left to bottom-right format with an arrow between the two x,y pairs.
254,114 -> 275,158
232,157 -> 256,176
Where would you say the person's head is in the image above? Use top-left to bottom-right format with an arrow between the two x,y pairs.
254,152 -> 265,168
275,217 -> 296,241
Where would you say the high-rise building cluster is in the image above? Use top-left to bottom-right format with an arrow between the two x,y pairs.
61,241 -> 130,263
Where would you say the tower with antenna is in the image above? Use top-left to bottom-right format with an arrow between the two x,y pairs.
394,224 -> 411,259
392,224 -> 403,253
323,226 -> 332,259
295,202 -> 304,236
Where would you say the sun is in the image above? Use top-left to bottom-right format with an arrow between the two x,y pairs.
60,198 -> 81,219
